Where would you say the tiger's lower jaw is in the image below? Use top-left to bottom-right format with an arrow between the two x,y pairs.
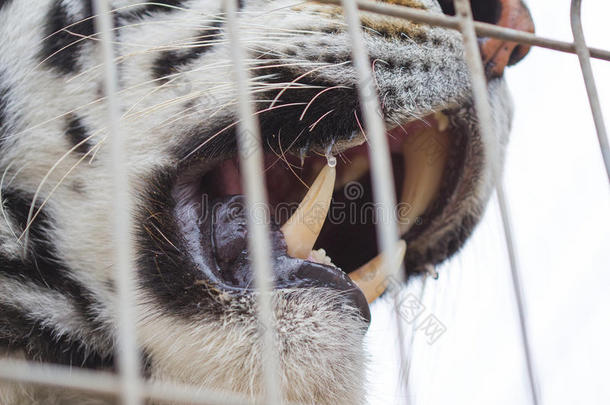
140,288 -> 368,405
3,288 -> 368,405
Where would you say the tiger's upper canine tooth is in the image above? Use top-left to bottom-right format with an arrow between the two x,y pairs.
281,165 -> 336,259
348,240 -> 407,304
399,126 -> 449,234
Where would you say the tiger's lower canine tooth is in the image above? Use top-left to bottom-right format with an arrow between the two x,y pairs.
435,111 -> 450,132
399,126 -> 449,234
348,241 -> 407,304
281,165 -> 336,259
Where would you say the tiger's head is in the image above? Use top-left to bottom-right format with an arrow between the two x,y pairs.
0,0 -> 533,403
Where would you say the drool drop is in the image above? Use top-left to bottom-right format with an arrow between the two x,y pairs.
326,154 -> 337,168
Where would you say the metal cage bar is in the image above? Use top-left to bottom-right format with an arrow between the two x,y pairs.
224,0 -> 283,403
339,0 -> 411,390
0,1 -> 608,404
92,1 -> 142,404
317,0 -> 610,61
0,358 -> 255,405
570,0 -> 610,181
451,1 -> 539,404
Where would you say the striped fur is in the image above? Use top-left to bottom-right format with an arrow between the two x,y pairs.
0,1 -> 516,403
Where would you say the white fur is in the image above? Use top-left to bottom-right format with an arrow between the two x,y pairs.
0,0 -> 514,403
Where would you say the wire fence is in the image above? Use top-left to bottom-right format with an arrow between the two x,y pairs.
0,0 -> 608,404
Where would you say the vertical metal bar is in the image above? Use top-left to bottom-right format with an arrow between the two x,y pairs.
340,0 -> 405,279
339,0 -> 410,398
92,1 -> 142,405
570,0 -> 610,182
496,183 -> 539,398
452,1 -> 539,404
224,0 -> 282,404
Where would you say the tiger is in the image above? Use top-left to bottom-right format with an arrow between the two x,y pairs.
0,0 -> 534,404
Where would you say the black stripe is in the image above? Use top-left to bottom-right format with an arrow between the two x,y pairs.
40,0 -> 95,75
0,302 -> 153,376
0,302 -> 159,378
0,304 -> 114,369
0,187 -> 159,372
151,24 -> 223,82
0,0 -> 13,12
0,71 -> 9,150
135,170 -> 229,319
120,0 -> 184,21
0,189 -> 103,328
65,114 -> 92,154
173,64 -> 360,163
121,0 -> 244,20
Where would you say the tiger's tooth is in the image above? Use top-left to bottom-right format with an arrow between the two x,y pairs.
308,248 -> 335,267
282,165 -> 336,259
399,126 -> 449,234
435,111 -> 450,132
348,241 -> 406,304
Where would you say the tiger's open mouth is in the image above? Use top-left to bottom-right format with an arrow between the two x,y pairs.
157,0 -> 538,322
170,110 -> 457,323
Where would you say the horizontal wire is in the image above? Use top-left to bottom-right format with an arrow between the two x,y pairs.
313,0 -> 610,61
0,359 -> 254,405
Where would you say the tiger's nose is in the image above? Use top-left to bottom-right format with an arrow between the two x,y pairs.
477,0 -> 535,77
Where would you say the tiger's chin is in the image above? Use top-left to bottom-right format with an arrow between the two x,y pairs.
141,288 -> 368,405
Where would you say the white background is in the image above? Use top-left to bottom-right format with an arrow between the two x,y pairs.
366,1 -> 610,404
